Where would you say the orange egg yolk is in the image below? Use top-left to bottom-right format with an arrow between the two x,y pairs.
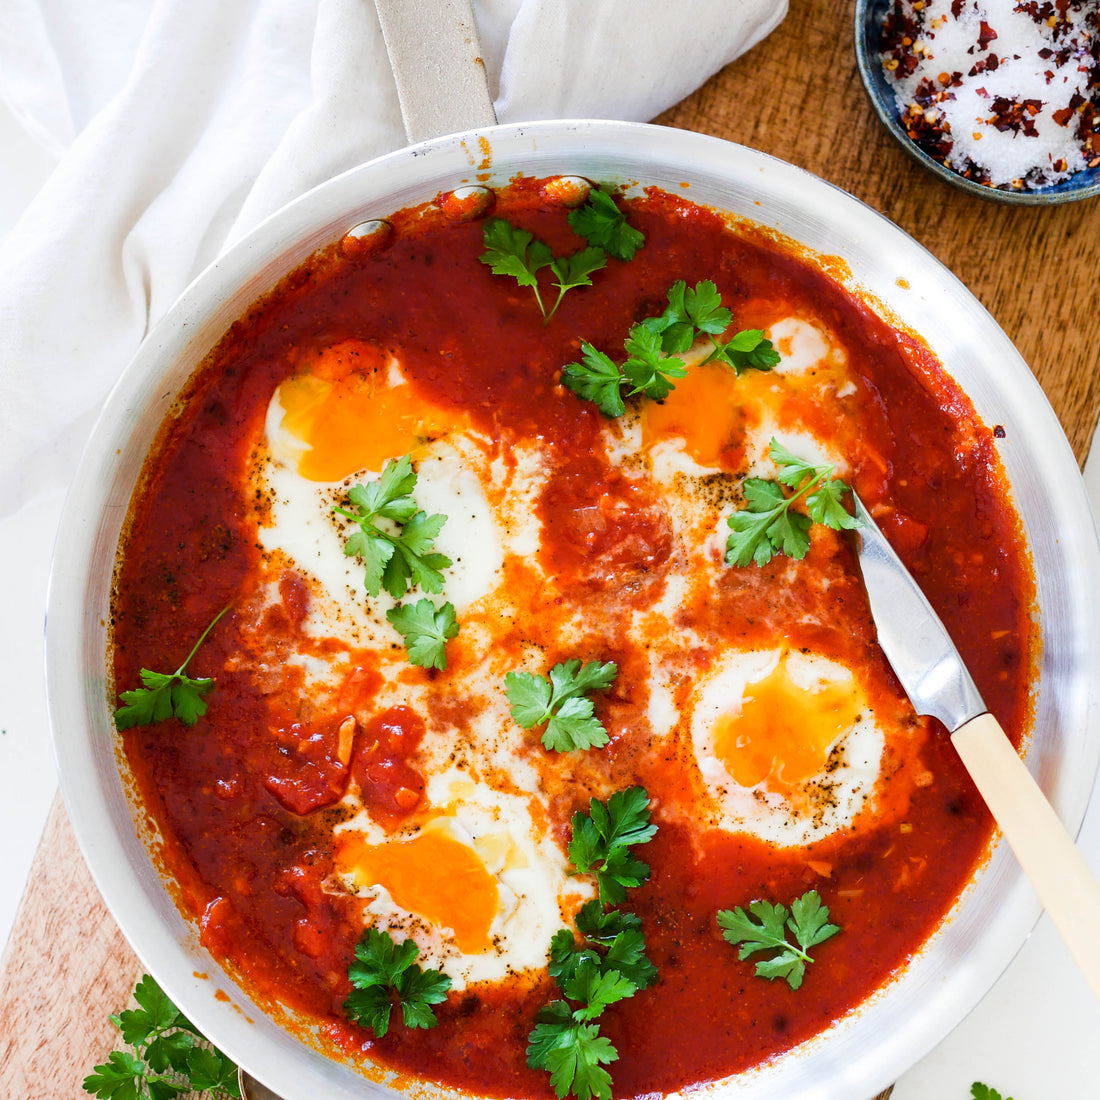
276,340 -> 465,481
713,656 -> 865,795
641,362 -> 748,468
337,828 -> 498,954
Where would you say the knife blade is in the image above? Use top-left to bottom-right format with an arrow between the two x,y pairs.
851,492 -> 1100,1001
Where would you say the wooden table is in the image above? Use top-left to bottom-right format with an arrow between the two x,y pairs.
2,1 -> 1097,1097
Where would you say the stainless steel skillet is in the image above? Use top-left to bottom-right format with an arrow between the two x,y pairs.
44,6 -> 1100,1100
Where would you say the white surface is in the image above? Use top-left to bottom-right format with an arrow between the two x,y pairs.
3,95 -> 1100,1099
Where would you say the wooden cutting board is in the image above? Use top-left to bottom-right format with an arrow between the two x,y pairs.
2,0 -> 1098,1096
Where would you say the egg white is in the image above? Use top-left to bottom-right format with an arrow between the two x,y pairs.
335,767 -> 591,990
690,648 -> 884,848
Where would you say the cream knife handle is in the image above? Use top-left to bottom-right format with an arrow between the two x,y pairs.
952,712 -> 1100,1001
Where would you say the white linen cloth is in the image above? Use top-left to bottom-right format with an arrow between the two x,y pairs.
0,0 -> 786,516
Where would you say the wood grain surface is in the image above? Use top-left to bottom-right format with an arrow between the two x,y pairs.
2,1 -> 1097,1098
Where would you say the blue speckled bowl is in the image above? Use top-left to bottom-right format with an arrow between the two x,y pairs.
854,0 -> 1100,204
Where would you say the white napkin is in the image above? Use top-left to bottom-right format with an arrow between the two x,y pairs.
0,0 -> 786,516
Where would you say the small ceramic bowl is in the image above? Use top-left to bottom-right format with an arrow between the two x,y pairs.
854,0 -> 1100,204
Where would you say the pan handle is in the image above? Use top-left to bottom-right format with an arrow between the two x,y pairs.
373,0 -> 498,143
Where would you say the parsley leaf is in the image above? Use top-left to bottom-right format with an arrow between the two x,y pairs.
505,659 -> 618,752
724,438 -> 859,568
547,247 -> 608,321
333,454 -> 452,599
529,795 -> 659,1100
343,927 -> 452,1038
566,188 -> 645,262
552,900 -> 659,993
480,221 -> 607,324
568,786 -> 656,905
83,974 -> 240,1100
561,344 -> 627,418
480,190 -> 643,324
114,606 -> 231,730
716,889 -> 840,991
561,280 -> 777,415
386,598 -> 459,670
971,1085 -> 1013,1100
527,1008 -> 618,1100
480,217 -> 554,314
705,326 -> 782,374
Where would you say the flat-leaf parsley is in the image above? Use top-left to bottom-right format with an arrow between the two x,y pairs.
568,786 -> 657,906
480,188 -> 643,324
972,1085 -> 1013,1100
505,658 -> 618,751
561,280 -> 778,416
333,454 -> 452,599
343,927 -> 452,1038
565,187 -> 645,262
82,974 -> 240,1099
725,439 -> 859,568
717,889 -> 840,991
114,605 -> 231,730
527,799 -> 659,1100
386,598 -> 459,670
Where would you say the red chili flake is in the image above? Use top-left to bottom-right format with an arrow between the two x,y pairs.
978,20 -> 998,49
990,96 -> 1045,136
951,0 -> 964,16
1053,105 -> 1075,125
993,425 -> 1006,439
968,53 -> 1001,76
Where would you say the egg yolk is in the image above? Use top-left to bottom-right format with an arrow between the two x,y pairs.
338,827 -> 499,954
642,362 -> 749,468
276,341 -> 466,481
713,655 -> 865,795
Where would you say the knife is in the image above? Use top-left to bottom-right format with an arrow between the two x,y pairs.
851,492 -> 1100,1000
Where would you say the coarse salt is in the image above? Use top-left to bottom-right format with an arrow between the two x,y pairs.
879,0 -> 1100,189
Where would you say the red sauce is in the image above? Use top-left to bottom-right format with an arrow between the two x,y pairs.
110,180 -> 1034,1096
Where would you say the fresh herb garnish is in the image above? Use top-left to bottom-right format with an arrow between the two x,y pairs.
972,1085 -> 1013,1100
527,800 -> 659,1100
566,188 -> 645,262
568,786 -> 656,906
386,598 -> 459,670
549,899 -> 659,994
343,927 -> 452,1038
724,439 -> 859,568
114,605 -> 231,730
505,659 -> 618,752
333,454 -> 452,599
561,280 -> 778,416
479,188 -> 643,324
82,974 -> 240,1099
716,889 -> 840,991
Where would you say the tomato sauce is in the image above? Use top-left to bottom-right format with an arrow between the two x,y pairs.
110,180 -> 1034,1096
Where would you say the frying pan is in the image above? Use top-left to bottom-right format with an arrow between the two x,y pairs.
44,4 -> 1100,1100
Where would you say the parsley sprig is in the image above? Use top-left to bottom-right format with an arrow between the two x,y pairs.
386,598 -> 459,671
725,439 -> 859,568
972,1085 -> 1013,1100
343,927 -> 452,1038
334,454 -> 451,599
550,900 -> 659,994
505,659 -> 618,752
561,280 -> 778,417
114,605 -> 231,730
480,188 -> 643,323
527,798 -> 659,1100
716,889 -> 840,991
568,786 -> 657,906
82,974 -> 240,1099
565,188 -> 645,262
